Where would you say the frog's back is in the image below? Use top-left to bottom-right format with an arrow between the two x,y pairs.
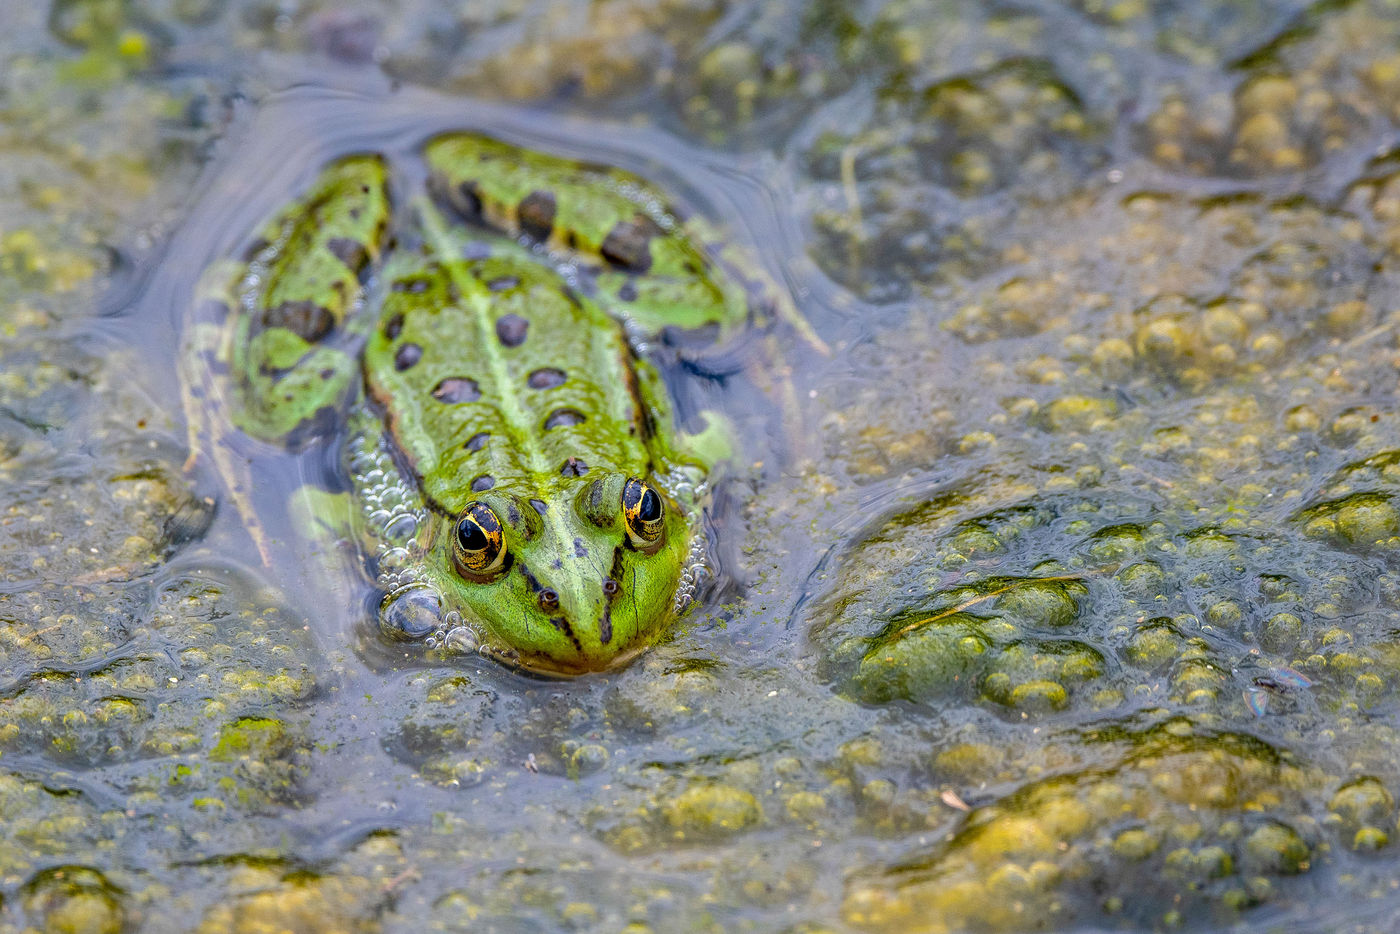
362,217 -> 657,517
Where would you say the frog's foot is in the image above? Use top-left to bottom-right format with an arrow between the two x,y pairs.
289,484 -> 358,547
681,409 -> 736,471
287,484 -> 369,597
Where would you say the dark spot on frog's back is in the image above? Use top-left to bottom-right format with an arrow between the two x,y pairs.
391,277 -> 430,294
471,475 -> 495,492
464,431 -> 489,452
487,275 -> 520,293
561,457 -> 589,477
285,404 -> 340,450
601,216 -> 662,273
517,190 -> 557,242
544,408 -> 585,430
325,237 -> 369,272
265,300 -> 335,342
528,368 -> 567,389
496,314 -> 528,347
394,343 -> 422,371
433,176 -> 484,224
197,347 -> 229,376
432,377 -> 481,403
383,313 -> 404,341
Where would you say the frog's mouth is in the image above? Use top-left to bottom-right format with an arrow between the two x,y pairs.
478,640 -> 651,680
377,582 -> 646,677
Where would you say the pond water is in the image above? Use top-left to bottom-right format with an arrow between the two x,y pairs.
3,0 -> 1400,931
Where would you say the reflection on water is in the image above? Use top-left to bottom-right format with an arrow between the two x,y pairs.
2,0 -> 1400,930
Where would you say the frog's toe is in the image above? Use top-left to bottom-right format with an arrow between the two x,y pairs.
161,489 -> 218,551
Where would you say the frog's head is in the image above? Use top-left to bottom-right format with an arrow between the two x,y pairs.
382,473 -> 696,675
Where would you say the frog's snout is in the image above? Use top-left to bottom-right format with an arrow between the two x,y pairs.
536,577 -> 620,613
532,571 -> 629,655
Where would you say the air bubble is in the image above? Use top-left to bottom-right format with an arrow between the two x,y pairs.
384,514 -> 418,541
443,626 -> 478,653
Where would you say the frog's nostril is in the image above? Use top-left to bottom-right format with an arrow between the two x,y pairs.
539,589 -> 559,610
602,578 -> 620,598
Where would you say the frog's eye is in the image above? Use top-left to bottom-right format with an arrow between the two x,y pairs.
454,502 -> 506,577
622,478 -> 665,548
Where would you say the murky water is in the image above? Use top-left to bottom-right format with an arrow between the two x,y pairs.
4,0 -> 1400,931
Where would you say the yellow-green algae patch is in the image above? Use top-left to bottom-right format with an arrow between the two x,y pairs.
665,783 -> 765,839
841,725 -> 1323,931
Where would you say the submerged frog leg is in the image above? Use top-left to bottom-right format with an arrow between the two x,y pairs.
631,356 -> 732,486
289,485 -> 359,545
689,214 -> 829,356
227,155 -> 390,445
683,410 -> 737,469
180,155 -> 390,566
181,259 -> 242,474
180,260 -> 281,564
286,484 -> 367,591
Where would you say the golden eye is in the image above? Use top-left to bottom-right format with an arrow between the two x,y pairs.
454,502 -> 506,577
622,478 -> 665,547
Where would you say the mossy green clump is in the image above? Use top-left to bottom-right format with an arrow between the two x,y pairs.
1113,828 -> 1159,861
1297,492 -> 1400,549
1006,678 -> 1069,712
665,783 -> 763,839
839,726 -> 1318,930
1241,822 -> 1310,875
991,577 -> 1088,628
1040,395 -> 1116,433
1126,619 -> 1183,669
210,717 -> 289,762
1328,777 -> 1395,838
21,865 -> 124,934
193,861 -> 390,934
1118,561 -> 1166,600
849,612 -> 992,704
842,573 -> 1095,706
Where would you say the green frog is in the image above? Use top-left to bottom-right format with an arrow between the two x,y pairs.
181,133 -> 815,675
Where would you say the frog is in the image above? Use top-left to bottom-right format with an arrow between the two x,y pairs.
180,132 -> 817,676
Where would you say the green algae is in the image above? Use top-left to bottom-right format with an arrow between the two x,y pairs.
665,784 -> 765,839
21,865 -> 125,934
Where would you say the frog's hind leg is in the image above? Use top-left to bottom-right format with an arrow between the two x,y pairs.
180,155 -> 391,567
180,260 -> 281,565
